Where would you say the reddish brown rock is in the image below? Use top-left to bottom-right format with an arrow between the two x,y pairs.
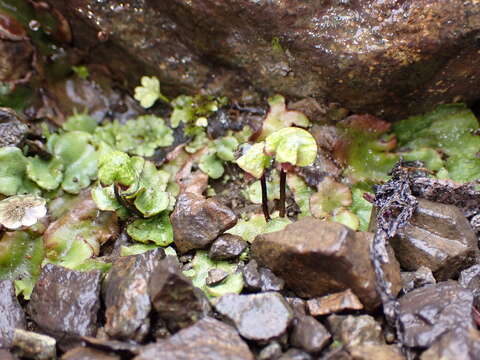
46,0 -> 480,119
252,217 -> 401,310
170,192 -> 237,253
306,289 -> 364,317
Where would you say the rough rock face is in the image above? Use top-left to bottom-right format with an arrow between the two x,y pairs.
61,347 -> 120,360
214,292 -> 293,341
134,317 -> 254,360
290,315 -> 331,353
46,0 -> 480,119
170,192 -> 237,253
459,264 -> 480,308
149,256 -> 211,331
327,314 -> 384,349
398,281 -> 476,349
0,108 -> 28,148
209,234 -> 247,261
401,266 -> 436,293
0,280 -> 26,348
11,330 -> 56,360
252,217 -> 402,310
420,328 -> 480,360
103,248 -> 165,341
27,264 -> 102,340
390,199 -> 478,280
243,259 -> 285,292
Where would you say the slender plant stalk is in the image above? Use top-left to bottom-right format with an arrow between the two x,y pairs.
279,169 -> 286,217
260,174 -> 270,222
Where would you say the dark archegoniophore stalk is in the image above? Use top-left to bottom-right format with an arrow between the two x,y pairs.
260,174 -> 271,222
279,169 -> 286,217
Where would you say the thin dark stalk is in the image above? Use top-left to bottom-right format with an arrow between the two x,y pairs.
114,183 -> 145,218
260,174 -> 270,222
279,169 -> 286,217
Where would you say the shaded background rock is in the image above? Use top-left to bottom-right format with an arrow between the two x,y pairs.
290,315 -> 331,353
45,0 -> 480,119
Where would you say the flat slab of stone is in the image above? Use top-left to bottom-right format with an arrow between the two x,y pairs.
27,264 -> 102,339
12,329 -> 56,360
252,217 -> 401,310
134,317 -> 254,360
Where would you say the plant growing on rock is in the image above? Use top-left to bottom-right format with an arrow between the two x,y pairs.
237,126 -> 317,221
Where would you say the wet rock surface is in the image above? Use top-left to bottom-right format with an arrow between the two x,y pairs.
389,199 -> 478,280
149,256 -> 210,331
61,346 -> 120,360
306,289 -> 363,317
214,292 -> 293,341
398,281 -> 475,349
459,264 -> 480,308
278,349 -> 312,360
252,217 -> 401,310
0,108 -> 28,148
401,266 -> 436,293
327,315 -> 384,348
103,248 -> 165,342
134,317 -> 254,360
290,315 -> 331,353
419,327 -> 480,360
47,0 -> 480,119
27,264 -> 102,339
209,234 -> 247,260
243,259 -> 285,292
12,329 -> 56,360
0,280 -> 25,348
170,192 -> 237,253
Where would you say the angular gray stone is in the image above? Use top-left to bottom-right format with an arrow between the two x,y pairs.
390,199 -> 478,280
170,192 -> 237,253
134,317 -> 254,360
252,218 -> 401,310
420,327 -> 480,360
0,280 -> 25,348
27,264 -> 102,339
209,234 -> 247,261
258,342 -> 282,360
0,108 -> 28,148
103,248 -> 165,341
398,281 -> 475,349
214,292 -> 293,341
149,256 -> 210,331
